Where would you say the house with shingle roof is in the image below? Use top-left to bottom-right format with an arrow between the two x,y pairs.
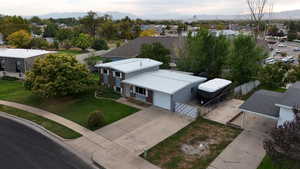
102,36 -> 183,62
240,82 -> 300,126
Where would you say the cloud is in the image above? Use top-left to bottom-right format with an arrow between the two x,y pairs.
0,0 -> 299,17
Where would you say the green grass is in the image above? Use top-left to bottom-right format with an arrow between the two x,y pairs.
143,117 -> 242,169
0,80 -> 139,131
258,155 -> 300,169
0,104 -> 82,139
57,50 -> 87,56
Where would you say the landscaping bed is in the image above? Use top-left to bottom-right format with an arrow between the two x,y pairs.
257,155 -> 300,169
143,117 -> 242,169
0,104 -> 82,139
0,80 -> 139,131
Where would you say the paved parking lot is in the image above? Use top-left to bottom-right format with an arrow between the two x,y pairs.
271,41 -> 300,64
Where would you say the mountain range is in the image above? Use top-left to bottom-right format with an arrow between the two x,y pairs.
30,9 -> 300,20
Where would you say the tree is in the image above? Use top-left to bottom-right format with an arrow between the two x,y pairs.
24,54 -> 95,97
0,15 -> 30,39
30,37 -> 49,49
79,11 -> 102,37
228,35 -> 266,84
30,16 -> 43,25
73,33 -> 92,50
177,29 -> 230,78
7,30 -> 32,48
258,62 -> 289,89
97,20 -> 118,40
288,31 -> 298,41
140,29 -> 157,37
139,42 -> 171,69
263,107 -> 300,169
43,23 -> 58,37
55,28 -> 75,42
287,65 -> 300,83
92,39 -> 109,50
246,0 -> 272,39
268,25 -> 279,36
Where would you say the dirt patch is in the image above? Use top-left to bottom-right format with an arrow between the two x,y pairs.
144,117 -> 242,169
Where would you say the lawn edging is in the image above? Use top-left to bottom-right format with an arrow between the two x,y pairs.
0,104 -> 82,139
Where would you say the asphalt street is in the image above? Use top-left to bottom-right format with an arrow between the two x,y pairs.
0,116 -> 93,169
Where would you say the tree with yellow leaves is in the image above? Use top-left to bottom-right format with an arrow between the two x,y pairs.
7,30 -> 32,48
140,29 -> 157,37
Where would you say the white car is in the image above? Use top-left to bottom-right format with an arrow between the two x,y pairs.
275,49 -> 281,53
278,43 -> 287,47
264,57 -> 276,64
294,47 -> 300,51
281,56 -> 295,63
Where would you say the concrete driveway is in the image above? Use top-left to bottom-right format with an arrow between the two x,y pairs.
95,106 -> 192,155
204,99 -> 244,125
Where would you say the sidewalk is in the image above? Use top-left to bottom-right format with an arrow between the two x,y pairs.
0,100 -> 160,169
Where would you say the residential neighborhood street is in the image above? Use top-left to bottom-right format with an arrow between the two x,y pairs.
0,116 -> 92,169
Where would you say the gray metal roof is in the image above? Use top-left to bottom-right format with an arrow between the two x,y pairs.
277,82 -> 300,108
102,36 -> 183,59
240,90 -> 282,118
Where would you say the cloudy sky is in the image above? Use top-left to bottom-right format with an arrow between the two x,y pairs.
0,0 -> 299,17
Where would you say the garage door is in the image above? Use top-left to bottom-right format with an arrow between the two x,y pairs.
153,91 -> 171,110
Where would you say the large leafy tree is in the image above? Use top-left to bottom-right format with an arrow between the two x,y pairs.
73,33 -> 92,50
79,11 -> 103,38
177,29 -> 230,78
24,54 -> 95,97
258,62 -> 289,89
139,42 -> 171,69
7,30 -> 32,48
92,39 -> 109,50
43,23 -> 58,37
0,15 -> 30,39
227,35 -> 266,85
55,28 -> 76,42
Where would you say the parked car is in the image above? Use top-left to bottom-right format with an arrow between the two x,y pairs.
275,49 -> 281,53
278,43 -> 287,47
293,47 -> 300,51
281,56 -> 295,63
264,57 -> 277,64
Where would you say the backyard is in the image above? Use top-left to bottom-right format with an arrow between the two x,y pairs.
143,117 -> 242,169
0,79 -> 139,130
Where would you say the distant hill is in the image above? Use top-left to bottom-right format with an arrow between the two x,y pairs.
32,11 -> 138,20
29,9 -> 300,20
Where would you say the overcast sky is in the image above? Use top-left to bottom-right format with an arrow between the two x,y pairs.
0,0 -> 299,16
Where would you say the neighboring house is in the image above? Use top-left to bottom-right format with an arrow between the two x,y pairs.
101,36 -> 183,62
96,58 -> 206,111
0,48 -> 54,74
240,82 -> 300,127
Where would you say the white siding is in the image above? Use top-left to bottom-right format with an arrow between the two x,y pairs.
153,91 -> 171,110
278,107 -> 296,127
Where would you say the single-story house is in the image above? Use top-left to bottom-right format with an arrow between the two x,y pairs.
0,48 -> 54,74
96,58 -> 206,111
102,36 -> 183,62
240,82 -> 300,127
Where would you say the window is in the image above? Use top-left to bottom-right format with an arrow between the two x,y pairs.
115,87 -> 122,93
115,72 -> 122,78
103,69 -> 109,75
0,60 -> 4,71
135,86 -> 146,96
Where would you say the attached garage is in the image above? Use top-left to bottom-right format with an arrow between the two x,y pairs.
153,91 -> 171,110
122,70 -> 207,111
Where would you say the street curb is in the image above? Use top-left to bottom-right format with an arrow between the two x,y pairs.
0,111 -> 99,169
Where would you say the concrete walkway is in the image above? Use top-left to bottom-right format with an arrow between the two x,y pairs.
0,100 -> 160,169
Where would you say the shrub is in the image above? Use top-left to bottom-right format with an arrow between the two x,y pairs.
92,39 -> 109,50
87,111 -> 105,129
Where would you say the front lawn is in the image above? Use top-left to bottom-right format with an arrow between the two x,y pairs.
258,155 -> 300,169
0,105 -> 82,139
0,80 -> 139,131
57,50 -> 87,56
143,117 -> 242,169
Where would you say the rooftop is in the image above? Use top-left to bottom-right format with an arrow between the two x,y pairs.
95,58 -> 162,73
240,90 -> 282,118
277,82 -> 300,108
101,36 -> 183,59
122,70 -> 207,94
0,48 -> 54,59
